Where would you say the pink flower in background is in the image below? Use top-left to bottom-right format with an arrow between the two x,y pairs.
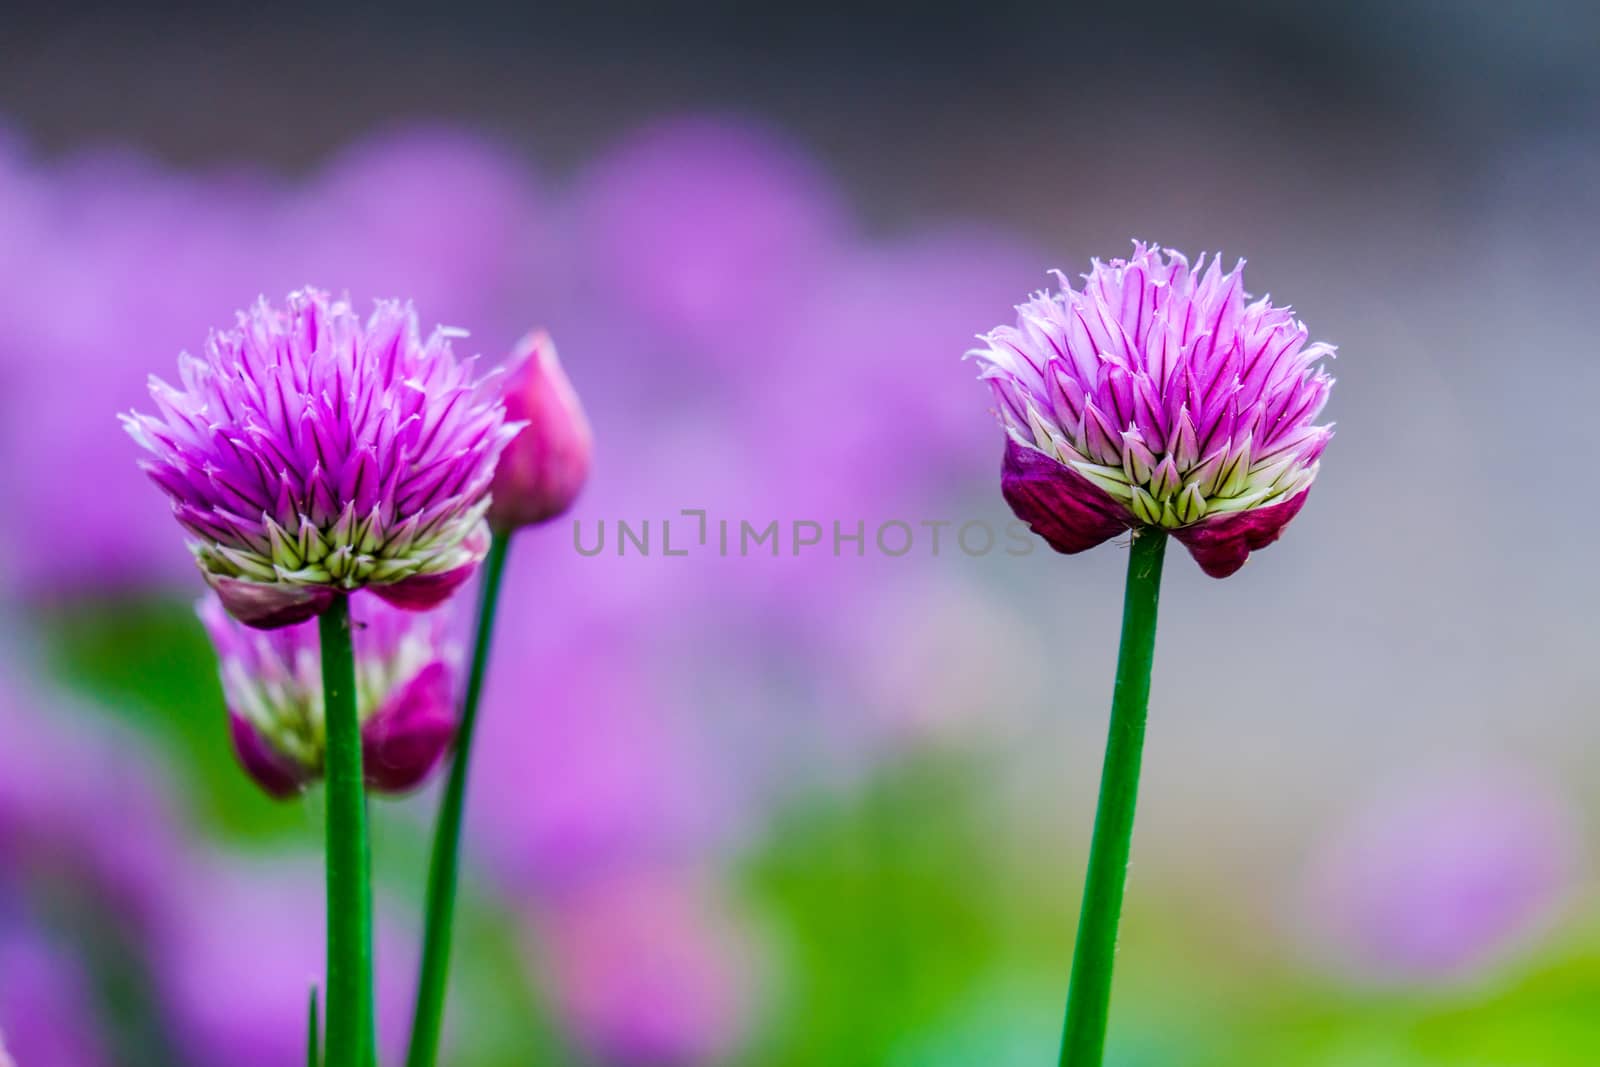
0,926 -> 109,1067
278,125 -> 550,343
125,288 -> 520,627
531,869 -> 764,1067
846,573 -> 1048,752
197,592 -> 460,796
751,227 -> 1046,523
155,858 -> 418,1067
0,677 -> 188,930
0,663 -> 430,1066
971,242 -> 1335,576
1299,764 -> 1583,984
574,116 -> 848,368
0,673 -> 193,1063
468,621 -> 733,892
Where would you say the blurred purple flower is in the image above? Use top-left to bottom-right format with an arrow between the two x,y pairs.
156,857 -> 417,1067
530,868 -> 764,1067
488,331 -> 593,533
574,116 -> 848,370
198,592 -> 461,797
1299,764 -> 1583,984
971,241 -> 1335,577
0,673 -> 196,1064
468,619 -> 734,892
0,677 -> 188,929
845,573 -> 1047,752
276,125 -> 550,342
0,925 -> 109,1067
125,287 -> 520,627
753,227 -> 1046,520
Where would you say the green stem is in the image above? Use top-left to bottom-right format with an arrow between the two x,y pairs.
1058,528 -> 1167,1067
405,530 -> 513,1067
320,597 -> 374,1067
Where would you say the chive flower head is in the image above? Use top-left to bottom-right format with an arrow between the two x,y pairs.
971,242 -> 1334,576
125,287 -> 520,625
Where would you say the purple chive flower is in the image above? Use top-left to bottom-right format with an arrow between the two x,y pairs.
487,332 -> 593,533
574,116 -> 847,368
970,242 -> 1335,577
197,592 -> 459,797
468,627 -> 728,892
0,676 -> 189,930
124,287 -> 520,627
0,925 -> 110,1067
1299,765 -> 1582,984
753,228 -> 1046,519
156,857 -> 418,1067
281,125 -> 552,345
531,870 -> 763,1067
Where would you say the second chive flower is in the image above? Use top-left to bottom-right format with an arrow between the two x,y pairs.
198,592 -> 460,798
970,242 -> 1335,577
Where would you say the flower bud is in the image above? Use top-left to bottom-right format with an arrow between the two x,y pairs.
487,332 -> 592,533
198,593 -> 460,797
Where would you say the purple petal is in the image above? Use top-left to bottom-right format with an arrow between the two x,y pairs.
362,662 -> 456,793
1000,438 -> 1128,555
1171,487 -> 1311,578
228,712 -> 313,799
207,575 -> 336,630
371,529 -> 487,612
